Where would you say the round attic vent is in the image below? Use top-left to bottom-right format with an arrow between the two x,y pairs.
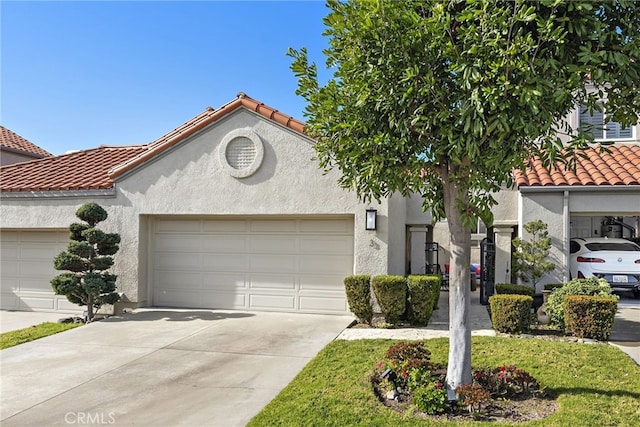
219,128 -> 264,178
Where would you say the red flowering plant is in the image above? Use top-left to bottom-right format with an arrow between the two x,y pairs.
473,365 -> 541,398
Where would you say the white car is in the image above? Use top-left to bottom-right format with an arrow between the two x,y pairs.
569,237 -> 640,298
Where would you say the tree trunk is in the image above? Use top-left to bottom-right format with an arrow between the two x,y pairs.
442,178 -> 472,397
86,294 -> 94,321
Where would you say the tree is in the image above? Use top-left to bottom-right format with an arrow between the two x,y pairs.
288,0 -> 640,394
51,202 -> 121,321
512,220 -> 555,288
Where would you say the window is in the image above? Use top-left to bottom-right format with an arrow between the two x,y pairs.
579,104 -> 633,140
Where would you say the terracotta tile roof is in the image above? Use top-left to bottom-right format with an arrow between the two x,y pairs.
0,125 -> 52,158
515,144 -> 640,187
109,92 -> 305,178
1,94 -> 305,193
0,145 -> 147,192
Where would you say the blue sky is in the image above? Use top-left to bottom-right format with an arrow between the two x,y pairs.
1,1 -> 330,155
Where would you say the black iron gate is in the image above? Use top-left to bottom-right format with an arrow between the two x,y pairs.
480,238 -> 495,305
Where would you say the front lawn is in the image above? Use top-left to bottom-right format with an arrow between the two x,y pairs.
0,322 -> 82,349
248,337 -> 640,426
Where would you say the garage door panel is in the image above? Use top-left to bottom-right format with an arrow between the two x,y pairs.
249,275 -> 296,290
300,296 -> 348,312
1,277 -> 18,292
249,255 -> 296,273
156,220 -> 201,233
153,217 -> 353,314
299,236 -> 353,254
250,294 -> 296,310
299,219 -> 352,233
250,220 -> 297,233
20,245 -> 60,259
202,254 -> 248,271
1,260 -> 19,276
19,278 -> 54,292
157,253 -> 201,270
202,236 -> 247,252
20,296 -> 56,310
299,255 -> 353,275
1,244 -> 19,258
157,271 -> 203,289
249,236 -> 296,252
203,273 -> 247,290
202,220 -> 247,232
299,275 -> 345,291
156,235 -> 201,251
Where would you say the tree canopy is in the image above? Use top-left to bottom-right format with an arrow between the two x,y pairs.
289,0 -> 640,393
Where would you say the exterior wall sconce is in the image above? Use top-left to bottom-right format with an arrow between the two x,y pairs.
365,208 -> 377,230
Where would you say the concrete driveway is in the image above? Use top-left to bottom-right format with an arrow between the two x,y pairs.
0,309 -> 353,426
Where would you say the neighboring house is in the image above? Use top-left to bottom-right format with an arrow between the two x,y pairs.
1,93 -> 638,314
0,125 -> 52,165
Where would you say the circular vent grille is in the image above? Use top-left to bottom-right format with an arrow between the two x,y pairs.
219,128 -> 264,178
225,137 -> 256,170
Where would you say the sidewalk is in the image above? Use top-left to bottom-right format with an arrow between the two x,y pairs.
337,289 -> 495,340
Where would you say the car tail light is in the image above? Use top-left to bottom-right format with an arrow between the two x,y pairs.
635,259 -> 640,264
576,256 -> 605,263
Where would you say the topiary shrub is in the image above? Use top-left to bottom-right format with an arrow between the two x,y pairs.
344,275 -> 373,325
495,283 -> 535,296
371,275 -> 407,324
406,275 -> 440,326
545,277 -> 616,329
489,295 -> 532,334
564,295 -> 618,341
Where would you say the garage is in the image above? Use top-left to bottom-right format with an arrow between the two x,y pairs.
152,216 -> 355,314
0,230 -> 78,312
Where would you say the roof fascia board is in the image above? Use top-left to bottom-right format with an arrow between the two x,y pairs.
0,188 -> 116,200
519,185 -> 640,193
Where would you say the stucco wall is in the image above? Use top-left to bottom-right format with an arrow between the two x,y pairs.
519,192 -> 566,289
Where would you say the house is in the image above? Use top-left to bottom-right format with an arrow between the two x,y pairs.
1,93 -> 638,314
1,125 -> 52,166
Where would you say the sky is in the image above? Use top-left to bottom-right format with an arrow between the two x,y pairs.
1,1 -> 331,155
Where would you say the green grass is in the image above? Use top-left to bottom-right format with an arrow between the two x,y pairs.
248,337 -> 640,426
0,322 -> 82,349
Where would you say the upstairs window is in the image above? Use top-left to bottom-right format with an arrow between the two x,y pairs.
579,104 -> 633,140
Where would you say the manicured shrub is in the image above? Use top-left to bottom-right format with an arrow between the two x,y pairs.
344,275 -> 373,325
564,295 -> 618,341
406,275 -> 440,326
544,283 -> 564,291
545,277 -> 616,329
489,294 -> 532,334
371,275 -> 406,324
413,383 -> 448,415
495,283 -> 535,296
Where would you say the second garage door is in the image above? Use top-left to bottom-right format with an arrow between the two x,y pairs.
153,217 -> 354,314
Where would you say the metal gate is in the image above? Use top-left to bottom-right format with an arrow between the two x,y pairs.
480,238 -> 495,305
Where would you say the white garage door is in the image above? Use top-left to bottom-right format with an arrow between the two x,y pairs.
0,230 -> 79,312
152,217 -> 354,314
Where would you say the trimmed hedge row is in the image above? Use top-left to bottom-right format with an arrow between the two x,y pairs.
344,274 -> 441,326
343,274 -> 373,325
564,295 -> 618,341
495,283 -> 535,297
407,275 -> 441,326
372,275 -> 407,324
488,294 -> 532,334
